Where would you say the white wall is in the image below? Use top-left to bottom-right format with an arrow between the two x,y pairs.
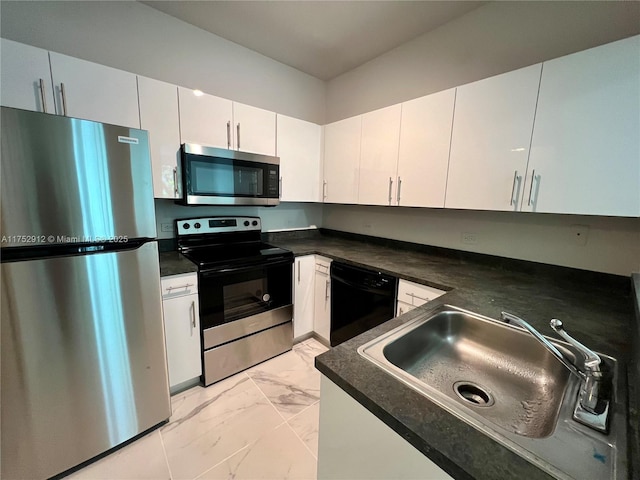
323,205 -> 640,276
0,0 -> 325,123
155,200 -> 323,239
326,1 -> 640,122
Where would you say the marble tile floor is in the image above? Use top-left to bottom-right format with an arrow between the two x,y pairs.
66,338 -> 329,480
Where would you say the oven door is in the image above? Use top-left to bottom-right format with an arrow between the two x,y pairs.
199,258 -> 293,350
181,144 -> 280,206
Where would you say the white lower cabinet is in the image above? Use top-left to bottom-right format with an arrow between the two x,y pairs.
396,279 -> 445,316
293,255 -> 316,339
318,375 -> 453,480
161,273 -> 201,391
314,256 -> 332,344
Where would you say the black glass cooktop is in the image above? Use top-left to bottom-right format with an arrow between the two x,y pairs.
181,242 -> 293,270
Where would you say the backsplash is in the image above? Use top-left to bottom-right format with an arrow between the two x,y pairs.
154,199 -> 323,239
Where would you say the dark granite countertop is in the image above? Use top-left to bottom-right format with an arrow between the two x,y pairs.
265,230 -> 636,480
158,250 -> 197,277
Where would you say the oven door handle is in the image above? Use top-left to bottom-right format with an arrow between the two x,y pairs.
199,258 -> 293,278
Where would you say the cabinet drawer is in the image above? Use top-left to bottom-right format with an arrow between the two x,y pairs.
161,272 -> 198,299
315,255 -> 332,274
397,279 -> 444,307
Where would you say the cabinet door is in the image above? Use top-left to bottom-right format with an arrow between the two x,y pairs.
524,36 -> 640,216
162,293 -> 201,388
397,89 -> 455,208
178,86 -> 233,148
396,300 -> 414,317
314,271 -> 331,343
233,102 -> 276,155
1,39 -> 55,114
323,116 -> 362,204
293,256 -> 316,338
277,114 -> 322,202
445,64 -> 542,211
49,52 -> 140,128
358,105 -> 402,206
138,76 -> 181,199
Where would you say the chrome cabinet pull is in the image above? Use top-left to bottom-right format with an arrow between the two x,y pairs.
297,260 -> 300,283
39,78 -> 48,113
60,82 -> 68,116
190,300 -> 196,329
325,280 -> 329,299
226,121 -> 231,149
510,170 -> 518,206
388,177 -> 393,205
166,283 -> 194,291
236,123 -> 240,150
528,169 -> 536,206
323,180 -> 327,200
173,167 -> 179,198
408,292 -> 431,304
397,177 -> 402,203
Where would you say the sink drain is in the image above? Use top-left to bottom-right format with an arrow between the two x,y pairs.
453,381 -> 494,407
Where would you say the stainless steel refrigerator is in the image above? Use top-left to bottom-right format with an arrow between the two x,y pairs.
1,107 -> 171,479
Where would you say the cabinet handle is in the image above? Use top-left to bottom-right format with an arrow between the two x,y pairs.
399,307 -> 404,316
388,177 -> 393,205
173,167 -> 179,198
297,260 -> 300,283
527,169 -> 536,206
236,123 -> 240,150
408,292 -> 431,304
60,82 -> 68,116
510,170 -> 518,206
226,121 -> 231,149
166,283 -> 194,291
190,300 -> 196,329
397,177 -> 402,203
39,78 -> 48,113
323,180 -> 327,200
325,279 -> 330,299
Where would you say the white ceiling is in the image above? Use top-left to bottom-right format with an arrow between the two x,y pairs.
141,1 -> 485,80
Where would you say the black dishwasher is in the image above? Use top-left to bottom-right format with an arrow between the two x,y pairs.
330,262 -> 397,347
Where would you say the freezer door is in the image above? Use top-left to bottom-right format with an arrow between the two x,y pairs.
1,107 -> 156,247
1,241 -> 170,480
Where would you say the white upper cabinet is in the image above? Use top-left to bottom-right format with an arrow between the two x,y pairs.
178,86 -> 233,149
48,52 -> 140,128
138,76 -> 181,199
1,38 -> 55,114
233,102 -> 276,156
524,36 -> 640,217
397,89 -> 456,208
445,64 -> 542,211
358,105 -> 402,206
277,114 -> 322,202
323,116 -> 362,204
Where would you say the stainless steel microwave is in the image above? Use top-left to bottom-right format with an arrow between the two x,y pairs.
179,144 -> 280,206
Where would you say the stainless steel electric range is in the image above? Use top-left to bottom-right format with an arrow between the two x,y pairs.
177,216 -> 294,386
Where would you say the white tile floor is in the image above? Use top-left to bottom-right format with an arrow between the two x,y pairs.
66,338 -> 329,480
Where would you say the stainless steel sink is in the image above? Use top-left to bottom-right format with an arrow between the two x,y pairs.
358,304 -> 628,480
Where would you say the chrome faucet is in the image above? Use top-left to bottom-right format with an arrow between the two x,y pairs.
500,312 -> 609,433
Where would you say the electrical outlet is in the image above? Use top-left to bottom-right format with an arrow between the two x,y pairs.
160,223 -> 174,233
570,224 -> 589,246
461,232 -> 479,245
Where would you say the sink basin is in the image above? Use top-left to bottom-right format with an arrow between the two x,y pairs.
358,304 -> 628,480
381,307 -> 570,438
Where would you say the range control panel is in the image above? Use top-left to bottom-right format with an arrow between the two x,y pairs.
176,217 -> 261,236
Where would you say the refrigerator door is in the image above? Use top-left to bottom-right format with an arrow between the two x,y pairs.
1,107 -> 156,247
1,241 -> 171,479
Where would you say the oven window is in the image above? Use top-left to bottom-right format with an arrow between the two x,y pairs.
223,278 -> 269,322
192,159 -> 264,196
199,262 -> 292,331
